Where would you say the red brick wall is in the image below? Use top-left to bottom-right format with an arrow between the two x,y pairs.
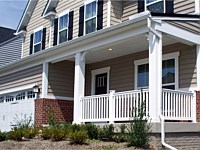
196,91 -> 200,122
34,98 -> 73,125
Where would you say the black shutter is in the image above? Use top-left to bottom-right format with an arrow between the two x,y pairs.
78,6 -> 84,37
68,11 -> 74,41
166,0 -> 174,14
97,0 -> 103,30
29,34 -> 33,55
53,18 -> 58,46
42,28 -> 46,50
138,0 -> 145,13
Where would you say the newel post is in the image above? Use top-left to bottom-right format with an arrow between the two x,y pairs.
109,90 -> 115,124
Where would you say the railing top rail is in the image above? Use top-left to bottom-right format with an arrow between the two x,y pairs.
81,94 -> 109,99
162,88 -> 194,95
113,89 -> 149,96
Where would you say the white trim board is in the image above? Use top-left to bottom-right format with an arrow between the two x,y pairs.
91,67 -> 110,95
134,52 -> 180,90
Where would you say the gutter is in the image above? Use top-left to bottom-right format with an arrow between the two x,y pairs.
0,11 -> 150,73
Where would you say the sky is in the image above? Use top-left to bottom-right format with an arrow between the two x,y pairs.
0,0 -> 28,30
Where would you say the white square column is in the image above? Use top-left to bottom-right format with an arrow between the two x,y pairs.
41,62 -> 49,98
196,45 -> 200,90
73,52 -> 86,124
148,30 -> 162,122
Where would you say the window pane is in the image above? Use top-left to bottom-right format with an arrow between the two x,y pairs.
34,30 -> 42,44
59,14 -> 68,30
86,1 -> 96,19
59,29 -> 68,44
34,43 -> 41,53
147,1 -> 164,13
137,64 -> 149,88
85,18 -> 96,34
162,59 -> 175,84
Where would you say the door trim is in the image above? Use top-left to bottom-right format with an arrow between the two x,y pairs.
91,66 -> 110,95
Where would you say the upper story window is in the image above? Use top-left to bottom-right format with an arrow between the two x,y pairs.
78,0 -> 103,37
30,27 -> 46,55
145,0 -> 165,13
34,29 -> 43,53
85,0 -> 97,34
58,11 -> 69,44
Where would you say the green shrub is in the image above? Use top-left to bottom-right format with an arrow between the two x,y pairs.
41,127 -> 51,140
99,124 -> 114,141
47,107 -> 57,127
50,127 -> 65,141
83,124 -> 99,140
7,128 -> 23,141
11,114 -> 33,129
22,127 -> 36,139
127,95 -> 151,147
69,124 -> 81,132
69,130 -> 88,144
0,131 -> 7,141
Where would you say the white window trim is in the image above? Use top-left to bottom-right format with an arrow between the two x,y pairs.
58,10 -> 70,44
195,0 -> 200,14
91,66 -> 110,95
145,0 -> 166,13
84,0 -> 98,35
134,52 -> 179,90
33,26 -> 43,53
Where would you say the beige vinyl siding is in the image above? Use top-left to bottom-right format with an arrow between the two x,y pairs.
0,65 -> 42,91
166,21 -> 200,35
85,43 -> 196,95
111,1 -> 122,25
122,0 -> 138,22
48,60 -> 74,97
23,0 -> 49,57
55,0 -> 107,41
174,0 -> 195,14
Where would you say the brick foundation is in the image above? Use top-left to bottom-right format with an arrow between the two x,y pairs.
34,98 -> 73,125
196,91 -> 200,122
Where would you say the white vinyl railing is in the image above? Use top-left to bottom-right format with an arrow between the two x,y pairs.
114,89 -> 149,121
162,89 -> 194,120
80,89 -> 195,123
80,89 -> 149,123
80,94 -> 109,122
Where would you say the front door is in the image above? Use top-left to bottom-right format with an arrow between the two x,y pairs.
95,73 -> 107,95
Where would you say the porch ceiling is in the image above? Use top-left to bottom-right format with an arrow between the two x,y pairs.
79,34 -> 177,64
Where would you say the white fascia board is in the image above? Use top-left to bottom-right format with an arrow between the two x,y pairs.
155,22 -> 200,45
0,13 -> 149,75
16,0 -> 37,33
152,16 -> 200,21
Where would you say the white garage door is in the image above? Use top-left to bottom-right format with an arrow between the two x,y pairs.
0,91 -> 36,132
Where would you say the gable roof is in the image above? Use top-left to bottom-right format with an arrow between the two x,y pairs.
42,0 -> 58,17
0,27 -> 15,44
16,0 -> 38,33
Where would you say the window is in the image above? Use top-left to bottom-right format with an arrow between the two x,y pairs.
135,52 -> 179,90
85,0 -> 97,34
5,96 -> 14,102
145,0 -> 165,13
27,91 -> 35,99
33,28 -> 43,53
16,92 -> 26,101
58,12 -> 69,44
0,96 -> 4,103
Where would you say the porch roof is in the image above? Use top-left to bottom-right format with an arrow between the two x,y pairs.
0,11 -> 199,76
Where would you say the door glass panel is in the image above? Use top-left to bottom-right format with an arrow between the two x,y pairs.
95,73 -> 107,95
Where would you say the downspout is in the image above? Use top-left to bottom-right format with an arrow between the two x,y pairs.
147,16 -> 177,150
159,115 -> 177,150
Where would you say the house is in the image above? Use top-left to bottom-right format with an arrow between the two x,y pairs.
0,0 -> 200,147
0,27 -> 23,67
